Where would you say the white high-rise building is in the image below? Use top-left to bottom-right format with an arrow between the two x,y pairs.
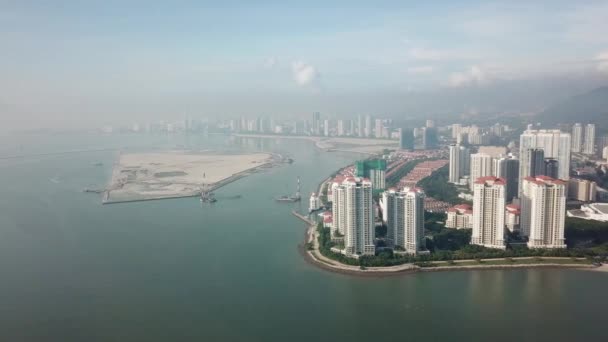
337,120 -> 345,136
452,124 -> 462,139
571,123 -> 583,153
358,116 -> 364,137
521,176 -> 567,248
449,144 -> 470,183
332,177 -> 375,256
469,153 -> 494,191
309,193 -> 321,213
375,119 -> 383,138
324,119 -> 330,137
518,129 -> 571,195
382,187 -> 427,254
583,123 -> 596,155
365,115 -> 372,137
471,176 -> 507,249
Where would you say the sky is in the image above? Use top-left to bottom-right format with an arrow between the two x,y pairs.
1,0 -> 608,130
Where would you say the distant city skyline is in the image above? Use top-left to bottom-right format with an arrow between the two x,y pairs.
1,1 -> 608,130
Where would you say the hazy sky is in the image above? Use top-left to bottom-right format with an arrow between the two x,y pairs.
2,1 -> 608,129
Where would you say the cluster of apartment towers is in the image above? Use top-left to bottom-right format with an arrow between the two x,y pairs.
327,160 -> 427,258
448,123 -> 596,250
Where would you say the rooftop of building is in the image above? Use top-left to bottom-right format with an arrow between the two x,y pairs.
474,176 -> 506,185
590,203 -> 608,215
447,204 -> 473,214
523,175 -> 566,186
567,203 -> 608,222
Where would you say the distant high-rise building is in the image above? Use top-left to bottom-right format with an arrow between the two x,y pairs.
312,112 -> 321,135
478,146 -> 508,158
571,123 -> 583,152
491,123 -> 505,137
365,115 -> 372,137
521,176 -> 566,248
472,176 -> 507,249
399,128 -> 414,150
452,124 -> 462,139
544,159 -> 559,179
583,123 -> 596,155
332,177 -> 375,256
375,119 -> 383,138
468,132 -> 492,145
568,178 -> 597,202
358,115 -> 364,137
426,120 -> 435,128
523,148 -> 546,178
422,127 -> 437,149
337,120 -> 345,136
324,119 -> 330,137
518,129 -> 571,195
449,144 -> 470,183
348,120 -> 355,136
355,159 -> 387,190
598,135 -> 608,159
494,156 -> 519,202
470,153 -> 494,191
383,187 -> 427,254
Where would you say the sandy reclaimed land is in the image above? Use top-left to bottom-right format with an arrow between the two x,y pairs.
106,151 -> 273,202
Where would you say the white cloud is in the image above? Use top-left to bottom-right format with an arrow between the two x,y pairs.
446,66 -> 489,87
291,61 -> 319,86
407,66 -> 434,74
595,51 -> 608,74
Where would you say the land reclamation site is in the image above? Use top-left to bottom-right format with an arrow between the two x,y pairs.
104,151 -> 276,203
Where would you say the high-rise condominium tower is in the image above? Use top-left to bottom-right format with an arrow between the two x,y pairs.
471,176 -> 506,249
583,123 -> 596,155
332,177 -> 375,256
469,153 -> 494,191
358,115 -> 364,137
518,129 -> 571,195
355,159 -> 386,190
493,156 -> 519,202
312,112 -> 321,135
520,176 -> 566,248
449,144 -> 470,183
571,123 -> 583,152
383,187 -> 426,254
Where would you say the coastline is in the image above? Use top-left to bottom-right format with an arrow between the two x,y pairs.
233,133 -> 397,155
298,219 -> 597,277
297,188 -> 599,277
294,154 -> 605,276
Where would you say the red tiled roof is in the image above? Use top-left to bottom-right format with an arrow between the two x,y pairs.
454,204 -> 472,210
524,176 -> 566,186
474,176 -> 506,185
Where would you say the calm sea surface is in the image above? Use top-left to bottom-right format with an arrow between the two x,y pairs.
0,132 -> 606,341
